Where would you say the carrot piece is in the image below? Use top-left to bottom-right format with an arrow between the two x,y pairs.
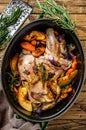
24,35 -> 31,41
13,87 -> 18,95
72,58 -> 77,70
67,87 -> 73,93
66,68 -> 73,75
32,47 -> 45,57
31,40 -> 37,46
61,93 -> 68,99
20,42 -> 35,52
66,58 -> 78,76
39,47 -> 45,52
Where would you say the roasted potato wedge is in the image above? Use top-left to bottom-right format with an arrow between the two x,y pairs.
10,53 -> 19,72
24,31 -> 46,41
18,86 -> 32,112
30,31 -> 45,41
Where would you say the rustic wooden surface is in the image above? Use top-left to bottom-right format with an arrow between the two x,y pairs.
0,0 -> 86,130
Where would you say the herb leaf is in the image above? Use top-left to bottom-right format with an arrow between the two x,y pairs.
39,63 -> 48,82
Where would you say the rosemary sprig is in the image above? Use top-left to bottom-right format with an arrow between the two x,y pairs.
0,8 -> 22,49
0,8 -> 22,29
0,36 -> 11,49
7,71 -> 19,86
7,71 -> 20,104
37,0 -> 76,31
0,28 -> 8,42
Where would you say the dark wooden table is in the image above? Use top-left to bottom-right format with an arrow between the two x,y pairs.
0,0 -> 86,130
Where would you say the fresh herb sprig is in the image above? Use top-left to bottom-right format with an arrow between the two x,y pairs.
0,35 -> 11,48
0,8 -> 22,29
0,8 -> 22,49
0,28 -> 8,42
37,0 -> 76,31
7,71 -> 20,104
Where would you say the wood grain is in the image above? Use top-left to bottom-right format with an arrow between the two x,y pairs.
0,0 -> 86,130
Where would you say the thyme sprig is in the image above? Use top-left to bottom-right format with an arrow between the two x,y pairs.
7,71 -> 20,104
7,71 -> 20,86
37,0 -> 76,31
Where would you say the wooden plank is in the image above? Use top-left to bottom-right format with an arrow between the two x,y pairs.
67,6 -> 86,14
0,0 -> 28,4
0,0 -> 10,3
37,6 -> 86,14
52,104 -> 86,120
0,4 -> 7,13
0,0 -> 29,4
28,0 -> 86,7
49,119 -> 86,125
1,0 -> 86,6
0,1 -> 86,14
71,14 -> 86,26
46,119 -> 86,130
82,84 -> 86,92
30,6 -> 86,14
56,0 -> 86,6
27,1 -> 86,14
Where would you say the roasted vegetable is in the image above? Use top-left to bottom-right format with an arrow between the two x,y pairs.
67,87 -> 73,93
61,93 -> 68,99
66,68 -> 74,76
10,53 -> 19,72
13,86 -> 18,95
58,69 -> 78,87
31,40 -> 37,45
72,58 -> 77,70
66,58 -> 78,75
32,47 -> 45,57
18,86 -> 32,112
24,30 -> 45,41
20,42 -> 35,51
